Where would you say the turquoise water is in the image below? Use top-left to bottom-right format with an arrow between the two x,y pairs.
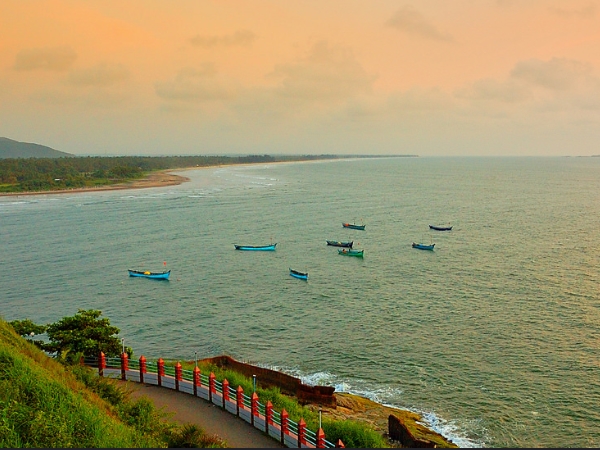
1,157 -> 599,447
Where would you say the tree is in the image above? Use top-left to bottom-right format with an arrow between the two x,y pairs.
11,309 -> 129,360
8,318 -> 47,336
45,309 -> 125,359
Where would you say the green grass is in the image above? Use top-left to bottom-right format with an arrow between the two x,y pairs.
176,360 -> 389,448
0,318 -> 225,448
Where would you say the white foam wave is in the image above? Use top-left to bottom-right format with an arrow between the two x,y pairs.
271,366 -> 485,448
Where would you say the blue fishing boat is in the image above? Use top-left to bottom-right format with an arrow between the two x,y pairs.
342,222 -> 365,230
234,243 -> 277,251
128,269 -> 171,280
289,268 -> 308,280
338,248 -> 364,257
326,240 -> 353,248
412,242 -> 435,250
429,224 -> 452,231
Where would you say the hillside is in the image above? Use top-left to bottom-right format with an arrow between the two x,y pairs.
0,137 -> 72,159
0,317 -> 208,448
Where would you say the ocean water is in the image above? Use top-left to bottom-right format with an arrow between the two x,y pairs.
1,156 -> 599,447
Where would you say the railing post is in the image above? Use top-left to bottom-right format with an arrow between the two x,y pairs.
193,366 -> 201,396
222,379 -> 230,408
157,358 -> 165,387
120,352 -> 129,381
251,392 -> 259,426
336,439 -> 345,448
317,428 -> 326,448
209,372 -> 216,402
98,351 -> 105,377
281,409 -> 289,444
175,362 -> 182,391
298,418 -> 306,448
236,385 -> 244,416
139,356 -> 146,384
266,401 -> 273,433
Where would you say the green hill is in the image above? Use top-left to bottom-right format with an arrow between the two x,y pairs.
0,316 -> 225,448
0,137 -> 72,159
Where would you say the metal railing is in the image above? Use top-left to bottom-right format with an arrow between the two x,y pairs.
87,354 -> 341,448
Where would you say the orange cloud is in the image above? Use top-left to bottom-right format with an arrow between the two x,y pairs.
68,63 -> 129,87
13,46 -> 77,71
386,5 -> 454,42
189,30 -> 257,48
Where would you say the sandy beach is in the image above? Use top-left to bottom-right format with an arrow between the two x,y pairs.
0,159 -> 334,197
0,170 -> 191,197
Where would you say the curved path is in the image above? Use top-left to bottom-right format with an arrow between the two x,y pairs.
117,381 -> 283,448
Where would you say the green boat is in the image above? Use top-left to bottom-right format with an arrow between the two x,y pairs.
338,248 -> 364,257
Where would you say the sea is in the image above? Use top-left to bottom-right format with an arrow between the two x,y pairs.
1,156 -> 599,448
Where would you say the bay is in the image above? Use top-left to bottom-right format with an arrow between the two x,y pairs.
1,156 -> 599,447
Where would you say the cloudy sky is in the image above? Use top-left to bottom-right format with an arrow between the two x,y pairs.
1,0 -> 599,156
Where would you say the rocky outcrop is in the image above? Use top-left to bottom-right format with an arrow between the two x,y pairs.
389,414 -> 442,448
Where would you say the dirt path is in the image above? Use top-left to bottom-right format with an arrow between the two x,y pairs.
117,381 -> 283,448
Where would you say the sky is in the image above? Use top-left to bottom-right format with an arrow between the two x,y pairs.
1,0 -> 600,157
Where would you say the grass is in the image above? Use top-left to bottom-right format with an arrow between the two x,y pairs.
176,360 -> 390,448
0,318 -> 225,448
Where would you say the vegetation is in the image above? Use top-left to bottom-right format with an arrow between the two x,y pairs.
177,360 -> 389,448
9,309 -> 132,361
0,316 -> 226,448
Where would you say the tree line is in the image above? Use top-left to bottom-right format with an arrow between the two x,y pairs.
0,154 -> 344,193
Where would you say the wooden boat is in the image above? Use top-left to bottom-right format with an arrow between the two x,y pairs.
429,224 -> 452,231
128,269 -> 171,280
234,243 -> 277,251
412,242 -> 435,250
289,268 -> 308,280
338,248 -> 364,257
326,240 -> 353,248
342,222 -> 365,230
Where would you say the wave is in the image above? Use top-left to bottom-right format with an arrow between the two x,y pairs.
266,365 -> 484,448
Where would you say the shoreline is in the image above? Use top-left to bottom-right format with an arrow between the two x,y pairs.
0,170 -> 191,197
0,159 -> 342,197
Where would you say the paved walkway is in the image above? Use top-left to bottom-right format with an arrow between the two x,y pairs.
117,380 -> 283,448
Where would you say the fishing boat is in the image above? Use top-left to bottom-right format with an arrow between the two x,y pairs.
342,222 -> 366,230
429,224 -> 453,231
234,243 -> 277,251
338,248 -> 364,257
289,268 -> 308,280
128,269 -> 171,280
326,240 -> 353,248
412,242 -> 435,250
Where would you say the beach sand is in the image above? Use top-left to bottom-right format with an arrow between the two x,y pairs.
0,160 -> 321,197
0,170 -> 191,197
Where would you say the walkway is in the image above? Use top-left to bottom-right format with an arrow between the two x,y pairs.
118,380 -> 283,448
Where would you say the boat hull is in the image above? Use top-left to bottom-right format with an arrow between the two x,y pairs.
128,270 -> 171,280
342,223 -> 365,230
326,240 -> 353,248
338,249 -> 364,257
234,243 -> 277,251
289,268 -> 308,280
429,225 -> 452,231
412,243 -> 435,250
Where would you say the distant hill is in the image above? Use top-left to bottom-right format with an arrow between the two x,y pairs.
0,137 -> 72,159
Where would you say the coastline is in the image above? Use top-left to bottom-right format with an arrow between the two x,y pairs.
0,159 -> 339,197
0,170 -> 191,197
